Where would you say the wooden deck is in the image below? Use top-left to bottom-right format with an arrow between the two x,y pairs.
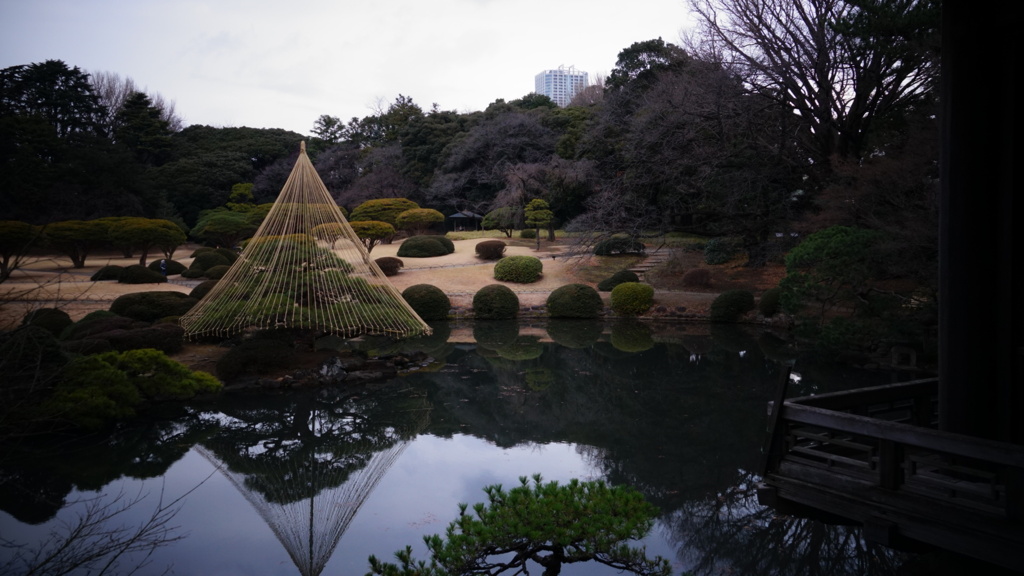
758,377 -> 1024,572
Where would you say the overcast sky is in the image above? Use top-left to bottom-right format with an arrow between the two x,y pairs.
1,0 -> 693,135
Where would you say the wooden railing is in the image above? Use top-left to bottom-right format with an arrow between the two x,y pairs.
759,377 -> 1024,570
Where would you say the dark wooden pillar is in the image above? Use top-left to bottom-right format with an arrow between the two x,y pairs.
939,2 -> 1021,443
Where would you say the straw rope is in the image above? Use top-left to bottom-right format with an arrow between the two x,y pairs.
179,142 -> 430,339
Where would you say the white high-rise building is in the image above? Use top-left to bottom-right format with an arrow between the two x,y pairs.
534,66 -> 589,107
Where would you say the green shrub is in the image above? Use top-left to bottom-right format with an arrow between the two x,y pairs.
397,236 -> 451,258
547,284 -> 604,318
188,250 -> 230,273
118,265 -> 167,284
594,236 -> 644,256
203,264 -> 230,279
0,326 -> 67,396
519,228 -> 537,239
682,268 -> 712,287
758,287 -> 782,317
402,284 -> 451,321
109,291 -> 197,322
190,279 -> 219,300
181,267 -> 205,278
703,237 -> 741,265
597,270 -> 640,292
709,289 -> 756,322
472,284 -> 519,320
434,235 -> 455,254
610,282 -> 654,315
104,323 -> 186,354
147,259 -> 187,275
475,240 -> 507,260
61,314 -> 142,341
494,255 -> 543,283
21,307 -> 73,337
374,256 -> 404,276
91,265 -> 124,281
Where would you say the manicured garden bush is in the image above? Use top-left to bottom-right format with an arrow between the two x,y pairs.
397,236 -> 451,258
597,269 -> 640,292
475,239 -> 507,260
402,284 -> 451,321
494,255 -> 543,283
472,284 -> 519,320
682,268 -> 712,287
703,237 -> 742,265
91,265 -> 124,281
109,291 -> 198,322
216,336 -> 298,381
188,250 -> 231,274
147,259 -> 187,275
546,284 -> 603,318
103,323 -> 186,354
21,307 -> 73,337
610,282 -> 654,315
758,287 -> 782,317
709,289 -> 756,322
594,236 -> 644,256
519,228 -> 536,239
203,264 -> 230,280
374,256 -> 404,276
118,264 -> 167,284
189,279 -> 218,300
60,313 -> 142,341
434,235 -> 455,253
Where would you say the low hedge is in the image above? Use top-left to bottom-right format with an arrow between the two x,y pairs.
597,269 -> 640,292
758,287 -> 782,317
472,284 -> 519,320
374,256 -> 404,276
397,236 -> 451,258
710,289 -> 756,322
610,282 -> 654,316
119,265 -> 167,284
546,284 -> 603,319
109,291 -> 198,323
402,284 -> 451,321
203,264 -> 230,280
475,240 -> 507,260
147,259 -> 187,275
21,307 -> 73,337
91,265 -> 124,281
594,236 -> 644,256
494,255 -> 543,283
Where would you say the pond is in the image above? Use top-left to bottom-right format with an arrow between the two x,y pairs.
0,320 -> 917,575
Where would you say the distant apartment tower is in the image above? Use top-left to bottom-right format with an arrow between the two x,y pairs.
534,65 -> 588,107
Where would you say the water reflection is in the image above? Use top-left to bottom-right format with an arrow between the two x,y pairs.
0,320 -> 912,575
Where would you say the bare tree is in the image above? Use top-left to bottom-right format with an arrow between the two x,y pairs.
686,0 -> 939,163
91,70 -> 185,134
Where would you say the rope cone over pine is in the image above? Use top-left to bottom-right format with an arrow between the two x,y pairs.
179,141 -> 431,340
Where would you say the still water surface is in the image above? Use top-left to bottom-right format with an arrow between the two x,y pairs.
1,320 -> 913,575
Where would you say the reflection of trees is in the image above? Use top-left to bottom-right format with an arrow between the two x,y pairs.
197,386 -> 431,576
664,470 -> 906,576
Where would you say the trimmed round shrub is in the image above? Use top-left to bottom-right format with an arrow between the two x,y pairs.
682,268 -> 712,287
494,255 -> 543,283
472,284 -> 519,320
147,258 -> 187,275
374,256 -> 404,276
610,282 -> 655,315
519,228 -> 536,239
21,307 -> 73,337
758,287 -> 783,317
704,237 -> 741,265
402,284 -> 451,321
397,236 -> 450,258
118,265 -> 167,284
203,264 -> 230,280
433,235 -> 455,254
710,289 -> 756,322
189,279 -> 219,300
110,291 -> 198,322
594,236 -> 644,256
91,265 -> 124,281
475,240 -> 507,260
103,323 -> 186,353
188,251 -> 230,273
547,284 -> 603,319
597,269 -> 640,292
181,267 -> 205,279
60,313 -> 142,341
